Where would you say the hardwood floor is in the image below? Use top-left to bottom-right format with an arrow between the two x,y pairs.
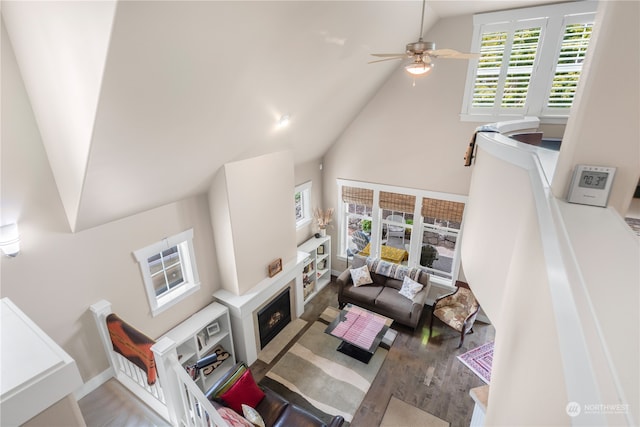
250,280 -> 495,427
80,279 -> 494,427
79,378 -> 168,427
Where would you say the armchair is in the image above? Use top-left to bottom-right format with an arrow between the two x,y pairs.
429,287 -> 480,348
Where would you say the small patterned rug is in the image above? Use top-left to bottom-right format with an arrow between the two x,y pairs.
625,217 -> 640,236
457,341 -> 494,384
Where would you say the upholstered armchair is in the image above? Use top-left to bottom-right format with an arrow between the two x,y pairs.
429,287 -> 480,348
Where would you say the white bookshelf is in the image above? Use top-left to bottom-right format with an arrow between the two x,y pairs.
298,235 -> 331,303
161,302 -> 235,392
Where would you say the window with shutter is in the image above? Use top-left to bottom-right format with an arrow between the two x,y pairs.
544,20 -> 594,114
461,2 -> 597,124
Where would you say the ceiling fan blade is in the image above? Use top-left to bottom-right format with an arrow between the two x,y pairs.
429,48 -> 479,59
368,57 -> 405,64
371,53 -> 407,58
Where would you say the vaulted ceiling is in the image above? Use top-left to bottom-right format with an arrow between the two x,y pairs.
2,1 -> 558,232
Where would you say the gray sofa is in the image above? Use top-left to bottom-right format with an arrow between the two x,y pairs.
336,255 -> 429,329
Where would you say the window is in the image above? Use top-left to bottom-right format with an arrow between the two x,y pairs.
419,198 -> 465,281
134,229 -> 200,316
338,180 -> 466,288
461,2 -> 597,123
341,186 -> 374,255
295,181 -> 312,229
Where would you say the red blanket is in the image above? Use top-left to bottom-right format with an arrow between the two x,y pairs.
106,313 -> 157,385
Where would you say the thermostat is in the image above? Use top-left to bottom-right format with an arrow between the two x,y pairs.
567,164 -> 616,207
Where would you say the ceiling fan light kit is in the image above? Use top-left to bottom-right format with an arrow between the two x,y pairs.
405,60 -> 433,76
370,0 -> 477,79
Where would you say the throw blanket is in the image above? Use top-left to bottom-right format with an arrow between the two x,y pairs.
106,313 -> 157,385
366,257 -> 423,282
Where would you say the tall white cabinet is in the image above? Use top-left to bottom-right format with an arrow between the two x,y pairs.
161,302 -> 235,392
298,235 -> 331,303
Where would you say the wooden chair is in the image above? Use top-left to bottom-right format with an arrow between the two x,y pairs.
429,287 -> 480,348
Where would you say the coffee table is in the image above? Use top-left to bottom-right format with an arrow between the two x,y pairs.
324,304 -> 393,363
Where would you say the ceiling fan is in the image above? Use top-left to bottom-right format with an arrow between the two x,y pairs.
370,0 -> 478,76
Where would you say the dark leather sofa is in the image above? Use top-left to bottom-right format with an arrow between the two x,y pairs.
206,362 -> 344,427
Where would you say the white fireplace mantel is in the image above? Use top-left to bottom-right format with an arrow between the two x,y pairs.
213,251 -> 307,365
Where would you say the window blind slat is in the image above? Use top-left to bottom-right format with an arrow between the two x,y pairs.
421,198 -> 465,223
546,23 -> 593,108
379,192 -> 416,214
342,186 -> 373,207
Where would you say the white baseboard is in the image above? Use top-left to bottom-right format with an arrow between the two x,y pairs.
74,367 -> 114,400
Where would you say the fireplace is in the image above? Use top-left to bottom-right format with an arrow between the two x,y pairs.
257,288 -> 291,349
213,252 -> 306,364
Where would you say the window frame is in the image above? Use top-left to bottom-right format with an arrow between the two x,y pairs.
295,181 -> 313,229
337,179 -> 466,288
133,228 -> 200,317
460,1 -> 597,124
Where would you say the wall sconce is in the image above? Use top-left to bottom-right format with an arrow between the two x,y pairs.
0,223 -> 20,257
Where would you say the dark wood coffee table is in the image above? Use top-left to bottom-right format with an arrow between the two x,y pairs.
324,304 -> 393,363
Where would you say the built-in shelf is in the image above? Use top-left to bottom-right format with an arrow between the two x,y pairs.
161,302 -> 235,392
298,235 -> 331,303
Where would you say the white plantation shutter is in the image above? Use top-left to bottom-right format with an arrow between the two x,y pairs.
502,27 -> 542,108
544,18 -> 594,114
468,20 -> 545,115
472,31 -> 507,107
461,2 -> 597,123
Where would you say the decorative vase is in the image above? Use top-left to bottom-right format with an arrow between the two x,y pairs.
319,228 -> 326,237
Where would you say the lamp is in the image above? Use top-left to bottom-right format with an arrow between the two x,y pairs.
405,58 -> 433,76
0,223 -> 20,257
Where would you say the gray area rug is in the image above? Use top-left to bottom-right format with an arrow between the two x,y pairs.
262,321 -> 388,423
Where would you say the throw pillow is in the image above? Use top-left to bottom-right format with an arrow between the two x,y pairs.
217,407 -> 254,427
399,276 -> 424,300
212,363 -> 248,399
219,369 -> 265,414
350,265 -> 373,287
242,404 -> 266,427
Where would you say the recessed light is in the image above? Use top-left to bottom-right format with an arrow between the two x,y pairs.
277,114 -> 291,128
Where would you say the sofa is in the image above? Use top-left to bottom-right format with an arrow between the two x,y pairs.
336,255 -> 429,330
206,362 -> 344,427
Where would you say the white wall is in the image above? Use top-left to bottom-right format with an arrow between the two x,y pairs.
210,151 -> 297,295
551,0 -> 640,216
1,2 -> 116,231
1,21 -> 222,382
323,14 -> 480,273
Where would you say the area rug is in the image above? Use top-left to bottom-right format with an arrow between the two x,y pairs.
381,396 -> 449,427
257,318 -> 307,364
456,341 -> 494,384
261,321 -> 388,423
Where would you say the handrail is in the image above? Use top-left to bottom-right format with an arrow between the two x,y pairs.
152,337 -> 229,427
475,133 -> 612,425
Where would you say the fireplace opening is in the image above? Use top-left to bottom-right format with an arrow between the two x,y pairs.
257,288 -> 291,349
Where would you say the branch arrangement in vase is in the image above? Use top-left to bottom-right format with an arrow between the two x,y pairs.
313,208 -> 334,230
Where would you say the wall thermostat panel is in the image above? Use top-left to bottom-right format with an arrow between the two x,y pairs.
567,164 -> 616,207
